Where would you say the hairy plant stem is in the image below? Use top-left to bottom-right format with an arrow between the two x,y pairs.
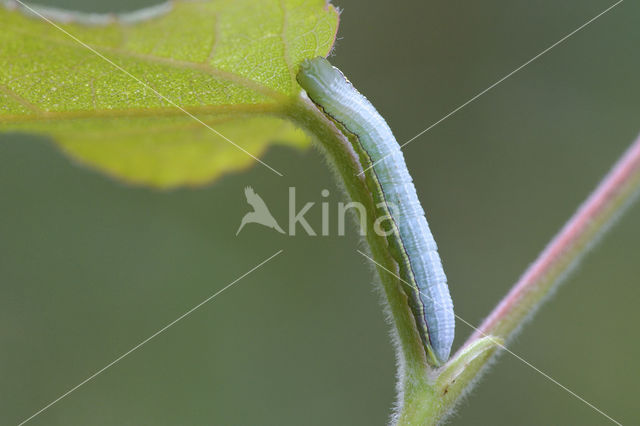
285,97 -> 437,420
286,94 -> 640,425
464,134 -> 640,348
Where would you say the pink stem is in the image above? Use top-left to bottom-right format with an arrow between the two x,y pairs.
466,134 -> 640,345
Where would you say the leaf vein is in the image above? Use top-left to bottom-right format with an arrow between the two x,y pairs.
8,26 -> 288,102
0,83 -> 43,114
279,0 -> 295,91
0,103 -> 282,125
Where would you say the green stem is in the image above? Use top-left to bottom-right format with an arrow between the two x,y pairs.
286,92 -> 640,425
285,96 -> 437,420
285,96 -> 502,424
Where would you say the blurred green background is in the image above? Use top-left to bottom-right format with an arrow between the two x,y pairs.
1,0 -> 639,424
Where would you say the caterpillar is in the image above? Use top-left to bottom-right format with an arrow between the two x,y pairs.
297,57 -> 454,366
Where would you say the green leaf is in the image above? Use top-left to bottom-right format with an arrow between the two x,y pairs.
0,0 -> 339,187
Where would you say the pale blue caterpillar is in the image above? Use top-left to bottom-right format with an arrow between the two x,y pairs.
297,57 -> 454,365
